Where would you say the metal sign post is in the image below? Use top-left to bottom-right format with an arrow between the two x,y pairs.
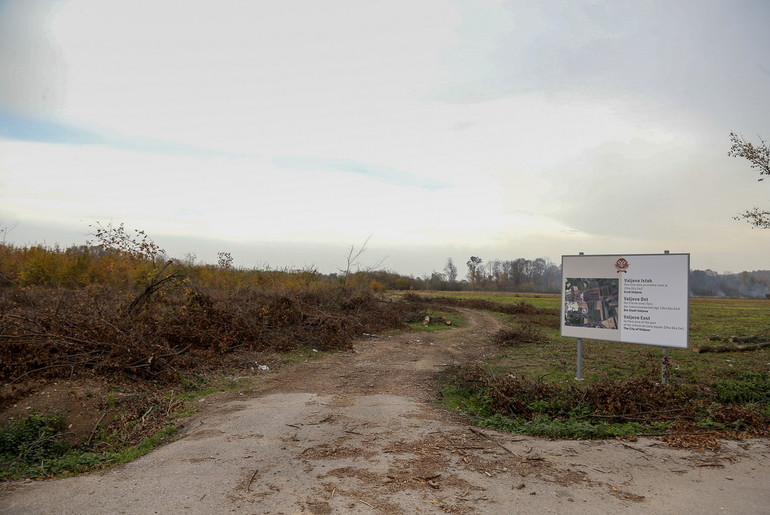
661,251 -> 669,386
575,252 -> 584,381
576,338 -> 584,381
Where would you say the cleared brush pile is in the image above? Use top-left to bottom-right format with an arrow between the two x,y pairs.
493,325 -> 545,345
0,282 -> 414,397
442,364 -> 770,441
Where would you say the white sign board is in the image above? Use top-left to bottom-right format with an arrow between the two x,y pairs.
561,254 -> 689,349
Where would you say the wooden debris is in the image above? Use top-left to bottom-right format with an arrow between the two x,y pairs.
707,335 -> 761,343
467,427 -> 523,458
246,469 -> 259,491
610,485 -> 645,502
355,498 -> 375,509
693,341 -> 770,353
421,315 -> 454,326
621,443 -> 647,454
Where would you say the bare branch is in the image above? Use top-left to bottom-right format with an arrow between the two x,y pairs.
343,235 -> 373,277
733,207 -> 770,229
729,132 -> 770,228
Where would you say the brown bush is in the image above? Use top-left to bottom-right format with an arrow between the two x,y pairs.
581,378 -> 697,423
0,283 -> 415,391
494,324 -> 545,345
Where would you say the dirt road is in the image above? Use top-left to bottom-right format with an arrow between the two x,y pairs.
1,309 -> 769,514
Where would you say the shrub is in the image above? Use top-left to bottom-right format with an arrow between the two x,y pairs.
0,414 -> 71,478
494,324 -> 545,345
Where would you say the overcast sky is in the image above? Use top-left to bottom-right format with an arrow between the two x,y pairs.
1,0 -> 769,276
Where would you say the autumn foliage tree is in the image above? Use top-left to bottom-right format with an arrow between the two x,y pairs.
729,132 -> 770,229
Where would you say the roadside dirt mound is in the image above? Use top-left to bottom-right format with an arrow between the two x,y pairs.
1,309 -> 768,514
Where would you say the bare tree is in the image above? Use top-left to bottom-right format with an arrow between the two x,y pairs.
729,132 -> 770,229
343,235 -> 372,278
0,222 -> 18,245
341,236 -> 386,286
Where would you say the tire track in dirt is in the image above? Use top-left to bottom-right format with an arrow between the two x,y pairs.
266,307 -> 504,399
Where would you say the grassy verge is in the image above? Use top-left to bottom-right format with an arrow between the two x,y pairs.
0,411 -> 180,480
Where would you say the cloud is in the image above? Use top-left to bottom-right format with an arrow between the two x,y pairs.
19,1 -> 456,150
0,140 -> 576,247
1,0 -> 769,275
0,1 -> 66,116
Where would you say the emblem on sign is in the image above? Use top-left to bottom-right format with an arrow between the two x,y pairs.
615,258 -> 629,273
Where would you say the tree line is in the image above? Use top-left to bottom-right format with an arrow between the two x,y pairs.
355,256 -> 563,293
3,235 -> 769,298
358,257 -> 770,298
690,269 -> 770,298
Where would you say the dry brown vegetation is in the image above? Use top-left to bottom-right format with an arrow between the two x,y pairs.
1,283 -> 416,406
0,232 -> 422,413
445,360 -> 770,442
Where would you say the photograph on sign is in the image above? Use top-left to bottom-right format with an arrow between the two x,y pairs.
561,254 -> 689,349
564,278 -> 619,330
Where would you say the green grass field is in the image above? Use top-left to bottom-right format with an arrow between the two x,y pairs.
419,291 -> 770,383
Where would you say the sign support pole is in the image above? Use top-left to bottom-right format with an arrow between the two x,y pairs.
576,338 -> 584,380
573,251 -> 585,381
661,251 -> 669,385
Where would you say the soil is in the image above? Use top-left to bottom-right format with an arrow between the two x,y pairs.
1,308 -> 769,514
